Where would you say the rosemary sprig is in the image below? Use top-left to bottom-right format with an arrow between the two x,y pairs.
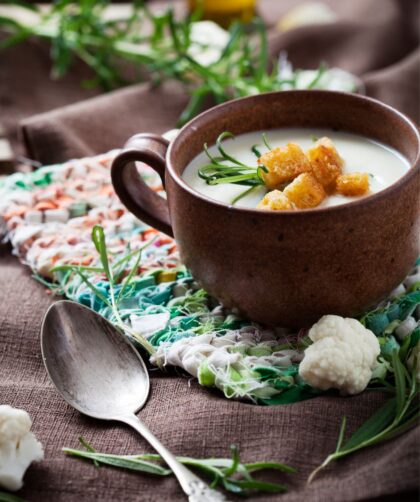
198,131 -> 272,204
51,225 -> 157,354
64,437 -> 295,496
308,349 -> 419,483
0,0 -> 328,125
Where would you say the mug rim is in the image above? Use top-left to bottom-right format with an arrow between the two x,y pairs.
166,90 -> 420,216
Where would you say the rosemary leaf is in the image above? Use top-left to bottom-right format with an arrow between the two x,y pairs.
92,225 -> 112,282
262,132 -> 272,150
341,398 -> 396,451
63,448 -> 172,475
0,493 -> 27,502
308,350 -> 419,484
0,1 -> 330,124
64,440 -> 295,496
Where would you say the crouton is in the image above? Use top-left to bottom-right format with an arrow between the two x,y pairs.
259,143 -> 311,189
336,172 -> 370,196
307,137 -> 343,192
257,190 -> 294,211
284,172 -> 326,209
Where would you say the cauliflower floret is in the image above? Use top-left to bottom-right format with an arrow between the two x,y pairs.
283,172 -> 326,209
299,315 -> 380,395
307,137 -> 343,192
335,172 -> 370,196
0,405 -> 44,491
259,143 -> 311,189
257,190 -> 293,211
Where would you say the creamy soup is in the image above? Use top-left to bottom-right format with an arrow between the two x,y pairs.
182,128 -> 410,208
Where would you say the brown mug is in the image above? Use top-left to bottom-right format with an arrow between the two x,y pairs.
111,91 -> 420,327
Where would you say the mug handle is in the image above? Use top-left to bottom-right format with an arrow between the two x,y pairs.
111,133 -> 174,237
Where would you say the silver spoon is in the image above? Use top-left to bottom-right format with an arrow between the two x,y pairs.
41,300 -> 226,502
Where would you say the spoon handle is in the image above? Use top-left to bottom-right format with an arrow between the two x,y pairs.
119,414 -> 228,501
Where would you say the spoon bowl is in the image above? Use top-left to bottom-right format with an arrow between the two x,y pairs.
41,300 -> 149,419
41,300 -> 226,501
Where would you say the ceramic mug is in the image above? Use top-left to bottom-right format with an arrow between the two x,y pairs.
111,91 -> 420,327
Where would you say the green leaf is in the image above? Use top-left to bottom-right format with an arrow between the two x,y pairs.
409,327 -> 420,349
0,15 -> 22,29
223,445 -> 240,477
64,442 -> 293,495
224,478 -> 287,493
0,493 -> 27,502
177,87 -> 210,126
251,145 -> 261,158
116,249 -> 142,304
399,334 -> 412,362
392,350 -> 407,417
380,404 -> 420,441
51,264 -> 104,274
253,18 -> 268,81
334,416 -> 347,453
79,436 -> 99,467
91,225 -> 112,281
308,62 -> 327,89
341,398 -> 396,451
216,131 -> 247,167
74,270 -> 112,309
245,461 -> 296,474
262,132 -> 272,150
63,448 -> 171,475
231,185 -> 258,205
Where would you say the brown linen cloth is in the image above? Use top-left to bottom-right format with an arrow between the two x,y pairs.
0,0 -> 419,501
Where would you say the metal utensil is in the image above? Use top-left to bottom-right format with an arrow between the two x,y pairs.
41,300 -> 226,501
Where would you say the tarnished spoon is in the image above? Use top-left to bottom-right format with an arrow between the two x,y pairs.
41,300 -> 226,501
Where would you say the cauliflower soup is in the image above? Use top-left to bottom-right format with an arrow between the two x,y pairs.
182,128 -> 410,209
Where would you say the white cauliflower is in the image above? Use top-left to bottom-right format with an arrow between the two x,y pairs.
188,21 -> 230,67
0,405 -> 44,491
299,315 -> 380,395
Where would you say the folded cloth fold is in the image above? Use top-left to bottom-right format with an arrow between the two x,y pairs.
21,82 -> 189,164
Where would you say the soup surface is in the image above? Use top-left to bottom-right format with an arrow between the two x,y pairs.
182,128 -> 410,208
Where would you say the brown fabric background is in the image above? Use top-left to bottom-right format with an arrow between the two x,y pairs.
0,1 -> 419,501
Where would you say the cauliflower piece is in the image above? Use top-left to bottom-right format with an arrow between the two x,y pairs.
299,315 -> 380,395
336,172 -> 370,196
257,190 -> 293,211
0,405 -> 44,491
283,172 -> 326,209
307,137 -> 343,192
259,143 -> 311,189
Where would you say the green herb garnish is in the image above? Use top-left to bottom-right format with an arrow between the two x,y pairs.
64,437 -> 295,496
198,131 -> 272,205
0,1 -> 329,125
262,132 -> 272,150
51,225 -> 157,354
308,349 -> 419,483
199,131 -> 265,187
